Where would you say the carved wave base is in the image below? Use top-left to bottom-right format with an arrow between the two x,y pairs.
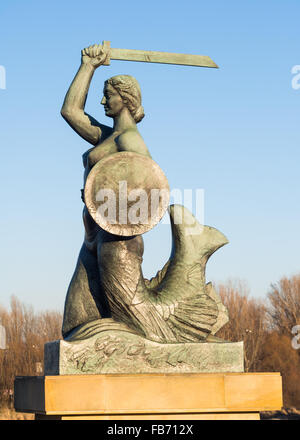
44,319 -> 244,375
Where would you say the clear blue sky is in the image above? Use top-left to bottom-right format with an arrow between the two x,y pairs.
0,0 -> 299,312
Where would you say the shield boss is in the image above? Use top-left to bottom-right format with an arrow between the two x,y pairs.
84,152 -> 170,236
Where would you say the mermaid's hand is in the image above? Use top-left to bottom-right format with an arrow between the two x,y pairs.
81,44 -> 108,68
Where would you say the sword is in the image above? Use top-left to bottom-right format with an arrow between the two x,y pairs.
101,41 -> 218,69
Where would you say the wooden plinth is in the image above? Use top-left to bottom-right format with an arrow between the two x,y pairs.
14,372 -> 283,420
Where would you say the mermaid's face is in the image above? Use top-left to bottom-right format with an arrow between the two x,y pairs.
101,83 -> 125,118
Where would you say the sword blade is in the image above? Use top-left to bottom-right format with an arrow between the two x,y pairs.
110,48 -> 218,68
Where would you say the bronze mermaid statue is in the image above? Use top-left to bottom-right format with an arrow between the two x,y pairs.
61,43 -> 229,343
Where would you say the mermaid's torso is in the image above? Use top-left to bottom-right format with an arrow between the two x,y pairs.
81,126 -> 151,252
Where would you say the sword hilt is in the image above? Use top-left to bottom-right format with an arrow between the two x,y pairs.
102,40 -> 111,66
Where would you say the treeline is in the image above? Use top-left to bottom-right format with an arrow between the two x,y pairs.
0,296 -> 62,407
215,275 -> 300,408
0,274 -> 300,408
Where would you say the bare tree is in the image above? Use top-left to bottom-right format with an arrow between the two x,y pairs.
215,279 -> 267,372
0,296 -> 62,407
267,274 -> 300,335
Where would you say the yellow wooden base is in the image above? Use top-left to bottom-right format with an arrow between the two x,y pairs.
14,372 -> 282,421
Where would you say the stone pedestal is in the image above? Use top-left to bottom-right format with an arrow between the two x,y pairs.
14,372 -> 283,420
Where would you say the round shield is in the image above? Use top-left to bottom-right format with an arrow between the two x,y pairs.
84,152 -> 170,236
